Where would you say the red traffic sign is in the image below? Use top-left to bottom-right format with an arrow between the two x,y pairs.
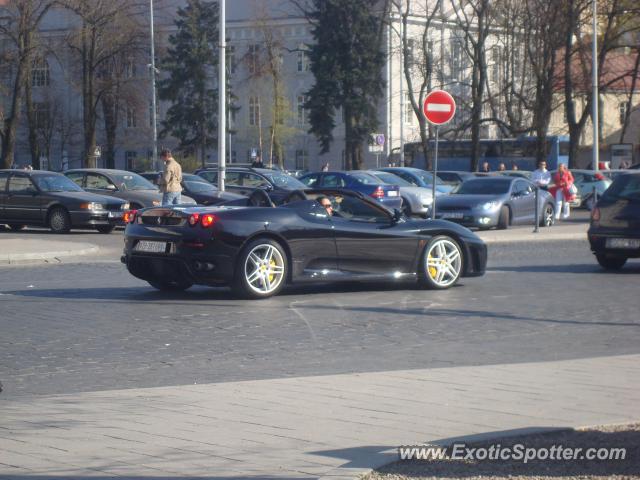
423,90 -> 456,125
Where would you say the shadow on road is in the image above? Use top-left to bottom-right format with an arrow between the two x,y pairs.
489,263 -> 640,274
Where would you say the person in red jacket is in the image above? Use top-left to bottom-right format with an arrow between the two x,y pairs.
548,163 -> 576,220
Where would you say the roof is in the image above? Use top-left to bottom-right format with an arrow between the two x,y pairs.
555,49 -> 640,93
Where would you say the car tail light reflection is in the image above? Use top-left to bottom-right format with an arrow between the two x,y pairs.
188,212 -> 216,228
594,172 -> 605,181
370,186 -> 385,199
123,210 -> 137,223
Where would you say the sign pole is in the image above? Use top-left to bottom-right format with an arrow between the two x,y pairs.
431,126 -> 439,220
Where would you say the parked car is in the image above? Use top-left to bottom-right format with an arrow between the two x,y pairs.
551,169 -> 611,209
498,171 -> 532,179
0,169 -> 127,233
377,167 -> 453,194
362,170 -> 433,217
65,168 -> 196,209
139,172 -> 244,206
434,176 -> 556,229
588,171 -> 640,270
121,188 -> 487,298
435,170 -> 476,186
195,167 -> 309,205
298,171 -> 402,211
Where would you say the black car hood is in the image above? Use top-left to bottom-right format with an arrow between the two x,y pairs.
48,191 -> 125,206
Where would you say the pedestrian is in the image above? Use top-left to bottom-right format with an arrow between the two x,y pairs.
498,162 -> 506,172
158,148 -> 183,206
251,155 -> 264,168
511,162 -> 519,171
548,163 -> 576,220
321,162 -> 330,172
532,160 -> 552,189
481,161 -> 490,173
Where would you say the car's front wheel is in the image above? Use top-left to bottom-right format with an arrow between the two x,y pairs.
596,254 -> 627,270
539,203 -> 555,227
234,238 -> 287,299
48,207 -> 71,234
418,235 -> 463,289
497,206 -> 509,229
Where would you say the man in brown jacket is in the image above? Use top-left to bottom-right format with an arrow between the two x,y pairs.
158,148 -> 183,205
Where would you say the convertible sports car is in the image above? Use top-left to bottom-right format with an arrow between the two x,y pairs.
122,189 -> 487,298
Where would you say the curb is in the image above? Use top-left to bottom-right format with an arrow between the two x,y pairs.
0,245 -> 100,265
480,231 -> 587,244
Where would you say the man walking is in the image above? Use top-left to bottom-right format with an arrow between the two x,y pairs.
158,148 -> 183,205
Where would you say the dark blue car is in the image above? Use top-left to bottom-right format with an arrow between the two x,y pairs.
378,167 -> 453,193
298,171 -> 402,210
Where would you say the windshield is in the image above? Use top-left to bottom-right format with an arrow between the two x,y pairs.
371,172 -> 412,186
413,170 -> 445,186
111,173 -> 156,190
351,172 -> 383,185
603,174 -> 640,201
261,172 -> 306,189
33,175 -> 84,192
454,178 -> 511,195
185,180 -> 216,193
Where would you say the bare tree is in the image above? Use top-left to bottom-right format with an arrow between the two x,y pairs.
0,0 -> 53,169
60,0 -> 145,167
451,0 -> 495,171
391,0 -> 441,170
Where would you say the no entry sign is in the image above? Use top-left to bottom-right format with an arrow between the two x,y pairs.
423,90 -> 456,125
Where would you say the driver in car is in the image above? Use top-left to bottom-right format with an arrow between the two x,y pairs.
317,195 -> 340,217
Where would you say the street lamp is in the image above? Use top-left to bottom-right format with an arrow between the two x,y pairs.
149,0 -> 159,172
218,0 -> 226,191
592,0 -> 599,171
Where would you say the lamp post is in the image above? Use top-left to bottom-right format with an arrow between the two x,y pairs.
592,0 -> 599,171
149,0 -> 159,172
218,0 -> 226,191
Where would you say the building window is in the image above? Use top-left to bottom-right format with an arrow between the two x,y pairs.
248,44 -> 260,75
297,45 -> 309,72
227,45 -> 236,74
125,151 -> 137,170
295,149 -> 308,170
404,93 -> 413,124
296,95 -> 308,125
31,58 -> 50,87
249,96 -> 260,126
619,102 -> 628,125
491,45 -> 502,83
451,40 -> 464,81
34,102 -> 50,129
126,105 -> 137,128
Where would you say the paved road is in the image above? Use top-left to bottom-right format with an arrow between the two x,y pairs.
1,229 -> 639,400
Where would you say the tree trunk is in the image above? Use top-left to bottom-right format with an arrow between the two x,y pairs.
0,36 -> 28,169
101,95 -> 117,169
24,59 -> 41,170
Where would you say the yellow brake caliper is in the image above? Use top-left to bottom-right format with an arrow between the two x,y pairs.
269,259 -> 276,283
427,253 -> 437,279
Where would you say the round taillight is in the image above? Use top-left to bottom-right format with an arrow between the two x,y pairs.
201,214 -> 216,228
188,213 -> 200,226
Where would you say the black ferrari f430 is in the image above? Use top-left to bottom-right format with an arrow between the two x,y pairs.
122,189 -> 487,298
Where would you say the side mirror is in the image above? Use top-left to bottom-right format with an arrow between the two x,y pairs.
106,184 -> 117,191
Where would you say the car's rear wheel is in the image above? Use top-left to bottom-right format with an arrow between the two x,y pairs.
8,224 -> 26,231
48,207 -> 71,234
148,279 -> 193,292
596,254 -> 627,270
96,225 -> 115,234
234,238 -> 287,299
418,235 -> 463,290
497,206 -> 509,229
540,203 -> 555,227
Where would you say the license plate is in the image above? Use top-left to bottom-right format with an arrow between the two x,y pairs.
108,211 -> 121,219
387,190 -> 399,197
441,212 -> 464,219
606,238 -> 640,249
134,240 -> 169,253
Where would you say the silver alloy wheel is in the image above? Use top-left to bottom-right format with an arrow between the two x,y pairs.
544,204 -> 555,226
425,238 -> 462,288
50,210 -> 68,232
244,243 -> 286,295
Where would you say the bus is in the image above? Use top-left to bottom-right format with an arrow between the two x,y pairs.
405,136 -> 570,172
